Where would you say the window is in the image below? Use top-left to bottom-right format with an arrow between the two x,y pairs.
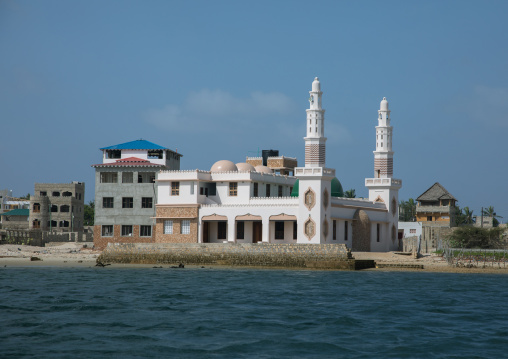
105,150 -> 121,159
103,197 -> 114,208
122,172 -> 133,183
409,228 -> 416,234
344,221 -> 348,241
253,183 -> 259,197
140,225 -> 152,237
266,184 -> 271,197
218,222 -> 227,240
121,225 -> 133,236
293,221 -> 297,240
278,185 -> 283,197
229,182 -> 238,196
100,172 -> 118,183
333,220 -> 337,240
52,191 -> 60,197
40,191 -> 47,196
427,216 -> 433,221
200,187 -> 204,195
59,220 -> 69,228
377,223 -> 380,242
237,221 -> 244,239
164,220 -> 173,234
190,182 -> 194,195
60,205 -> 70,213
51,205 -> 58,212
138,172 -> 155,183
275,221 -> 284,240
33,203 -> 41,213
141,197 -> 153,208
102,225 -> 113,237
181,220 -> 190,234
122,197 -> 133,208
62,191 -> 72,197
148,150 -> 163,159
171,182 -> 180,196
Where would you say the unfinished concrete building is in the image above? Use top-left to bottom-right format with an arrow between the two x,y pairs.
29,182 -> 85,232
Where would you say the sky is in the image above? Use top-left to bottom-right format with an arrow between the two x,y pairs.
1,0 -> 507,222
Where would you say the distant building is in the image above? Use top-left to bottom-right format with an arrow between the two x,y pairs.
0,189 -> 29,215
29,182 -> 85,232
473,215 -> 494,228
398,221 -> 423,239
91,139 -> 182,249
416,182 -> 457,227
1,208 -> 29,230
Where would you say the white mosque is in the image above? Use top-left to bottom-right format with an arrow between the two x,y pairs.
153,78 -> 402,251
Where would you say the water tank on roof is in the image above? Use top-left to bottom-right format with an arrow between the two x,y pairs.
262,149 -> 279,166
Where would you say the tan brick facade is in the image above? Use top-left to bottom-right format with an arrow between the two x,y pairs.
93,225 -> 154,250
246,158 -> 262,167
155,205 -> 199,243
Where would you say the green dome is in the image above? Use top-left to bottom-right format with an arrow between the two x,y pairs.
331,177 -> 344,197
290,177 -> 344,197
290,179 -> 299,197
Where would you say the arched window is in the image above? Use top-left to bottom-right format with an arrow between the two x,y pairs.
60,205 -> 70,213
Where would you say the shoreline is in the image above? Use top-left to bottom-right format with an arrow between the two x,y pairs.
1,243 -> 508,274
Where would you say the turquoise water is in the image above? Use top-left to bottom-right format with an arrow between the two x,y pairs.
1,268 -> 508,358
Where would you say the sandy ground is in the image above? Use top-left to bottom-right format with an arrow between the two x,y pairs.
1,243 -> 507,273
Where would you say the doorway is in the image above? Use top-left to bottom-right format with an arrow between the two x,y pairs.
252,221 -> 262,243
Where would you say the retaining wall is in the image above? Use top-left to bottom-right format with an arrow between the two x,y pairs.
97,243 -> 360,269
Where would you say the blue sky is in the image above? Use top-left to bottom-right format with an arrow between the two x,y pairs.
1,0 -> 507,221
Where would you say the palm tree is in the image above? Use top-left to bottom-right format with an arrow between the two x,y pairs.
407,198 -> 416,222
461,207 -> 474,225
344,189 -> 356,198
398,199 -> 416,222
482,206 -> 502,227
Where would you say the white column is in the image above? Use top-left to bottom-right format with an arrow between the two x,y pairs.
262,217 -> 270,243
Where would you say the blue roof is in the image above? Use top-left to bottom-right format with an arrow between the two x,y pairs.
100,139 -> 168,151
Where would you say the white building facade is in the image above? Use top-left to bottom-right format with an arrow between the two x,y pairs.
153,78 -> 402,251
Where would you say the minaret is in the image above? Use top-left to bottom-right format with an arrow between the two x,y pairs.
305,77 -> 327,167
374,97 -> 393,178
365,97 -> 402,251
296,77 -> 334,244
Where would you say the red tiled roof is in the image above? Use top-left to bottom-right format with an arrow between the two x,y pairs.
91,157 -> 164,168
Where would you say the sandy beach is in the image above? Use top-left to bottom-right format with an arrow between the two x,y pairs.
1,243 -> 507,273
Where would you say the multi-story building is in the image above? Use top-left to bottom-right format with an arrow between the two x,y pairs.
92,139 -> 182,249
29,182 -> 85,231
416,182 -> 457,227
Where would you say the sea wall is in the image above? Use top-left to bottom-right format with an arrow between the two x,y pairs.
97,243 -> 367,269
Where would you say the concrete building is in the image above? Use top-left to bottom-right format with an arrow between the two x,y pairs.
29,182 -> 85,232
92,139 -> 182,249
151,78 -> 402,251
416,182 -> 457,227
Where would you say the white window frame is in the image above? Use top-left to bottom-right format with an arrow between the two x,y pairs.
181,220 -> 190,235
164,220 -> 173,234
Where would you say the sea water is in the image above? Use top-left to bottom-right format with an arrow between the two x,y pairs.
1,267 -> 508,358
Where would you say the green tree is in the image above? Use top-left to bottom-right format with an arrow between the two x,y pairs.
398,198 -> 416,222
344,189 -> 356,198
84,200 -> 95,226
19,193 -> 31,200
461,206 -> 474,225
482,206 -> 502,227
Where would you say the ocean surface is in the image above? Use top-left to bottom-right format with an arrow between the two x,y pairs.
1,267 -> 508,358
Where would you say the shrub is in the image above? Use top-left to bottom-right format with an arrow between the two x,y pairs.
446,227 -> 504,249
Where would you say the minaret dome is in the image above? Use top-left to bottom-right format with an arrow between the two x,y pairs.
380,97 -> 389,111
312,77 -> 321,92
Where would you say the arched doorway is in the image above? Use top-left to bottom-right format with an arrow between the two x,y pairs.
352,209 -> 371,251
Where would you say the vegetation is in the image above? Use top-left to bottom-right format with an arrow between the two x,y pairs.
19,193 -> 31,200
454,206 -> 475,226
399,198 -> 416,221
344,189 -> 356,198
446,226 -> 505,249
84,200 -> 95,226
482,206 -> 502,227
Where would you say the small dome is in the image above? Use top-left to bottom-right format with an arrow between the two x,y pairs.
312,77 -> 321,92
210,160 -> 238,172
331,177 -> 344,197
255,165 -> 273,174
380,97 -> 389,111
236,162 -> 256,172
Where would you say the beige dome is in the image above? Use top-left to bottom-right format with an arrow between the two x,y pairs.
255,165 -> 273,174
210,160 -> 238,172
236,162 -> 256,172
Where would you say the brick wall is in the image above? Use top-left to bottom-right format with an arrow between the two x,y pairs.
154,206 -> 199,243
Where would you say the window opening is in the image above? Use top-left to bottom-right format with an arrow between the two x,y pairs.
275,221 -> 284,240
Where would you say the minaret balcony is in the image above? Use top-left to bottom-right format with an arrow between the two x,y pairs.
295,167 -> 335,177
365,178 -> 402,188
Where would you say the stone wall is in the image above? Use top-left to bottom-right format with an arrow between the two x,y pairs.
154,205 -> 199,243
97,243 -> 357,269
0,230 -> 92,246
